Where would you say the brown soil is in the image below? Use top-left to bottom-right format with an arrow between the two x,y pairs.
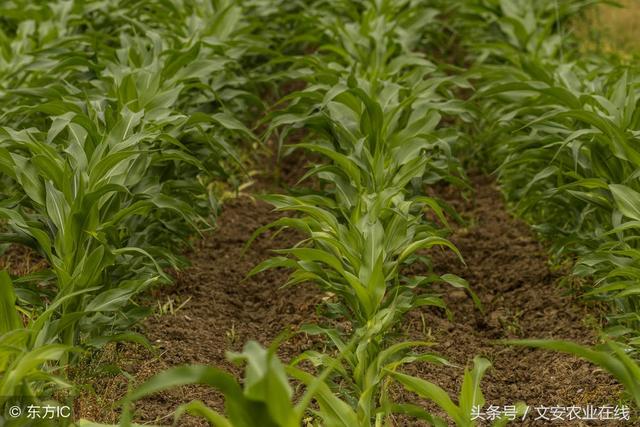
74,173 -> 630,427
0,244 -> 47,276
397,174 -> 628,426
74,195 -> 324,425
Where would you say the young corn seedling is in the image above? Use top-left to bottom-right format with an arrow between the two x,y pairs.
0,270 -> 77,416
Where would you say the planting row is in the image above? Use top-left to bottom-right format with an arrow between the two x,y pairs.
450,0 -> 640,407
115,1 -> 504,426
0,1 -> 264,425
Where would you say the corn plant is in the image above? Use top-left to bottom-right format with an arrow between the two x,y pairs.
116,341 -> 318,427
251,75 -> 478,321
477,63 -> 640,389
0,271 -> 75,414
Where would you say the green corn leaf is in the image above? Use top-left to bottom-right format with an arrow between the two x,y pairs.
44,181 -> 69,235
125,365 -> 242,403
441,274 -> 483,310
288,366 -> 359,427
174,401 -> 232,427
459,356 -> 491,420
610,184 -> 640,221
0,271 -> 21,334
389,370 -> 465,426
0,344 -> 72,397
398,237 -> 463,265
227,341 -> 295,426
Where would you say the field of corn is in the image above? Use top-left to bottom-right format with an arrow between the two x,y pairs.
1,0 -> 640,426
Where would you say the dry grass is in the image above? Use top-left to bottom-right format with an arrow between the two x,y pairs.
0,244 -> 47,276
573,0 -> 640,56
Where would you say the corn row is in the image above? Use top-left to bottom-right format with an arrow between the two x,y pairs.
0,0 -> 256,413
458,0 -> 640,407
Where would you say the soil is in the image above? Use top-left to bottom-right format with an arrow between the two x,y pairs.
72,173 -> 630,427
396,174 -> 626,426
0,244 -> 47,276
73,194 -> 325,425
